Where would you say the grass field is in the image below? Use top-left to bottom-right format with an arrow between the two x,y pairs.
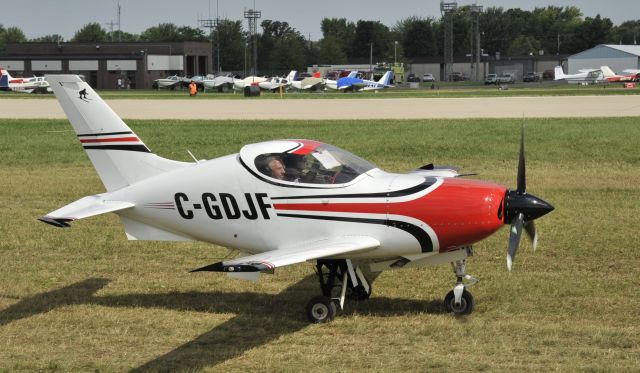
1,117 -> 639,372
1,82 -> 639,100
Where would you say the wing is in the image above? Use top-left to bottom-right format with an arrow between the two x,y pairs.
192,236 -> 379,273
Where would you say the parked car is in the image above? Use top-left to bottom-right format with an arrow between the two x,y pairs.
407,73 -> 421,83
422,73 -> 435,82
523,72 -> 541,82
496,73 -> 515,84
484,74 -> 498,84
448,72 -> 466,81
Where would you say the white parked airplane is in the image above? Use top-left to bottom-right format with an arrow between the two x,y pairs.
203,75 -> 235,91
1,68 -> 51,93
233,75 -> 268,90
41,75 -> 553,323
553,66 -> 603,84
258,71 -> 297,92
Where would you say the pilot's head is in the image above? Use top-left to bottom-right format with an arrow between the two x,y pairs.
267,157 -> 286,180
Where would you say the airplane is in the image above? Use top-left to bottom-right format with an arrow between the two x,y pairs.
152,75 -> 182,89
323,70 -> 359,91
258,71 -> 297,92
1,68 -> 51,93
40,74 -> 554,323
553,66 -> 603,84
233,75 -> 268,91
202,75 -> 235,92
600,66 -> 640,82
290,77 -> 324,91
336,71 -> 394,91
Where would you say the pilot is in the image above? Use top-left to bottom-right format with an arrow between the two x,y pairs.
266,157 -> 286,180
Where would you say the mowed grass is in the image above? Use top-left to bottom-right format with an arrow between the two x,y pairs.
1,82 -> 639,100
1,117 -> 639,372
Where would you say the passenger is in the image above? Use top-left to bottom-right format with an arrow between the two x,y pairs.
284,155 -> 306,182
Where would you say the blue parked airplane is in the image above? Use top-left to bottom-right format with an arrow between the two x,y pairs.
336,70 -> 394,92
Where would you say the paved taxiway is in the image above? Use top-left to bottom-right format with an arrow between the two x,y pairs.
1,95 -> 639,119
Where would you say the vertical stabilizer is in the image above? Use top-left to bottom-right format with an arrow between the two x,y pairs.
600,66 -> 615,78
554,66 -> 565,80
46,75 -> 190,192
377,70 -> 393,86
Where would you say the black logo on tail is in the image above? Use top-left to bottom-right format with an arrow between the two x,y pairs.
79,88 -> 88,101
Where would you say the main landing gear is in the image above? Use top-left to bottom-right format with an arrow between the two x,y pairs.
443,259 -> 478,315
306,259 -> 371,323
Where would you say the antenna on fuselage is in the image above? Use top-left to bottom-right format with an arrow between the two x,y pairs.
186,149 -> 200,163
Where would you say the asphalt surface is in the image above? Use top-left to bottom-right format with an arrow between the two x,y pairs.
1,95 -> 640,119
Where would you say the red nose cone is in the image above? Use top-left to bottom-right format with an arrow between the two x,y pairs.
395,178 -> 506,252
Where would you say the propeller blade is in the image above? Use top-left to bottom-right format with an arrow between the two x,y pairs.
524,221 -> 538,251
517,126 -> 526,194
507,213 -> 524,271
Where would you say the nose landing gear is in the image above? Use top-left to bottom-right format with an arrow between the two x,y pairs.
444,258 -> 478,315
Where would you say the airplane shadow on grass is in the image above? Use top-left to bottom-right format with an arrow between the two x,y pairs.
0,276 -> 445,372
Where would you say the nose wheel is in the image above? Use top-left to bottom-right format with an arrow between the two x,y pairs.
444,259 -> 478,315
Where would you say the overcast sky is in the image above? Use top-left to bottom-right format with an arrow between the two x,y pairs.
4,0 -> 638,41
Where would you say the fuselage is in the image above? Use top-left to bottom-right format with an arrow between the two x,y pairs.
110,152 -> 506,259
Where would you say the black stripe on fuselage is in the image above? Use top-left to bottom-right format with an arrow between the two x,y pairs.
276,213 -> 433,252
270,178 -> 437,200
77,131 -> 133,137
83,144 -> 150,152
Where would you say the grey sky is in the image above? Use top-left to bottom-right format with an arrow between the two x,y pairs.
4,0 -> 639,41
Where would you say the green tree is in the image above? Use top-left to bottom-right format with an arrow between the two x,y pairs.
106,30 -> 139,42
351,20 -> 392,60
140,23 -> 205,42
507,35 -> 541,56
30,34 -> 64,43
72,22 -> 108,43
258,20 -> 307,74
213,19 -> 246,72
395,16 -> 438,58
318,35 -> 347,64
320,18 -> 356,58
611,20 -> 640,44
571,15 -> 613,53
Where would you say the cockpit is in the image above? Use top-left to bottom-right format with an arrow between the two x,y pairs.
240,140 -> 377,186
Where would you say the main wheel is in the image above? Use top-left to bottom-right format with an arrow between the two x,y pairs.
444,289 -> 475,315
306,296 -> 337,323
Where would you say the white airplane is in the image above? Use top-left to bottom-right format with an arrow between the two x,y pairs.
153,75 -> 182,89
0,68 -> 50,93
203,75 -> 235,92
233,75 -> 268,91
324,71 -> 359,91
290,77 -> 324,91
553,66 -> 603,84
258,71 -> 297,92
41,75 -> 553,323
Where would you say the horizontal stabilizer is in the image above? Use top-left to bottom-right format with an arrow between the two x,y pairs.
39,194 -> 134,228
191,236 -> 379,273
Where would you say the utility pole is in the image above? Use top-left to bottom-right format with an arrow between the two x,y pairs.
117,1 -> 121,42
369,42 -> 373,79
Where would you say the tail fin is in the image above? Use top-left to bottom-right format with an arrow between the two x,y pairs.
46,75 -> 189,192
554,66 -> 565,80
600,66 -> 615,77
0,69 -> 8,87
286,70 -> 297,82
377,70 -> 393,86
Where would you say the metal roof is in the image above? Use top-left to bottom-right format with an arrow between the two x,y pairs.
570,44 -> 640,59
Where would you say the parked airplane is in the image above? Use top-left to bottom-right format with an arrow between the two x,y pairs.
152,75 -> 182,89
601,66 -> 640,82
291,77 -> 324,91
41,75 -> 553,323
233,75 -> 268,90
0,68 -> 50,93
258,71 -> 297,92
203,75 -> 235,92
324,71 -> 359,90
553,66 -> 603,84
336,71 -> 394,91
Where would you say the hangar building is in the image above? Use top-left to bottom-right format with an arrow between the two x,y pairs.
0,42 -> 212,89
568,44 -> 640,74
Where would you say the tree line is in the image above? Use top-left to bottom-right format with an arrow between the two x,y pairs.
1,6 -> 638,76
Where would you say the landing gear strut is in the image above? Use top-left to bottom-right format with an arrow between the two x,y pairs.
444,258 -> 478,315
305,259 -> 371,323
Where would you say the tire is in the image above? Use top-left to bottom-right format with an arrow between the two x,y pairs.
444,289 -> 475,315
306,296 -> 337,323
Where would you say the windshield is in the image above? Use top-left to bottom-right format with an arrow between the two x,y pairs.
254,143 -> 376,184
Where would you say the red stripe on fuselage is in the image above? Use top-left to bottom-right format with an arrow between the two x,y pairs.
290,140 -> 323,155
79,137 -> 140,143
274,178 -> 506,251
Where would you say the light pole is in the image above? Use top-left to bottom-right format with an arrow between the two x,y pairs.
394,41 -> 398,64
244,42 -> 248,77
369,42 -> 373,79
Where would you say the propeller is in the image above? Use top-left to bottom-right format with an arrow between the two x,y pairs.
503,128 -> 553,271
